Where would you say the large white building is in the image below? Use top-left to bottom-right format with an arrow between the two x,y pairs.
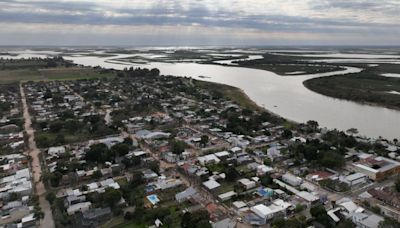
251,199 -> 292,221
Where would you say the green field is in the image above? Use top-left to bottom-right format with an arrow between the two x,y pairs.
0,67 -> 115,84
235,53 -> 345,75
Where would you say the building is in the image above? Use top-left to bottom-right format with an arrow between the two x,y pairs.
48,146 -> 66,157
238,178 -> 256,190
218,191 -> 236,202
250,199 -> 292,222
212,218 -> 236,228
175,187 -> 198,203
352,213 -> 384,228
198,154 -> 221,166
352,154 -> 400,181
203,179 -> 221,192
282,173 -> 303,186
343,173 -> 367,186
75,207 -> 112,228
67,202 -> 92,215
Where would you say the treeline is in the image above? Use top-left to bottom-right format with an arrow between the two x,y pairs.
0,56 -> 75,70
118,67 -> 160,78
304,68 -> 400,109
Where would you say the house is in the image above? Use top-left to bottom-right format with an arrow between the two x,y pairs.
257,165 -> 273,175
48,146 -> 66,156
296,191 -> 319,204
212,218 -> 236,228
142,169 -> 159,180
233,201 -> 247,209
250,199 -> 292,222
198,154 -> 221,166
19,213 -> 36,228
75,207 -> 112,228
214,151 -> 230,160
231,147 -> 242,153
351,213 -> 384,228
175,187 -> 198,203
203,179 -> 221,192
136,130 -> 171,140
163,152 -> 178,163
238,178 -> 256,190
267,146 -> 282,161
67,202 -> 92,215
91,136 -> 124,149
282,173 -> 303,186
218,191 -> 237,202
342,173 -> 367,186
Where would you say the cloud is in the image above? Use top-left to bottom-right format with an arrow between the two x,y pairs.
0,0 -> 399,45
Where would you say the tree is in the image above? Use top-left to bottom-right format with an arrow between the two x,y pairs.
311,204 -> 333,228
310,204 -> 327,218
148,161 -> 160,174
225,167 -> 239,181
337,219 -> 355,228
64,119 -> 80,133
181,210 -> 211,228
92,170 -> 103,179
49,120 -> 64,133
307,120 -> 319,130
260,174 -> 273,187
171,139 -> 187,155
379,217 -> 400,228
49,171 -> 63,187
200,135 -> 209,147
85,143 -> 111,163
55,134 -> 65,145
346,128 -> 359,135
130,171 -> 144,187
320,151 -> 344,168
46,192 -> 56,204
111,143 -> 130,157
282,129 -> 293,138
103,188 -> 122,208
395,175 -> 400,193
123,137 -> 133,145
36,134 -> 50,148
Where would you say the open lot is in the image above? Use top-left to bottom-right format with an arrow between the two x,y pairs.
0,67 -> 115,84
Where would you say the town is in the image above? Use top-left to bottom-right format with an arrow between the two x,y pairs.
1,60 -> 400,228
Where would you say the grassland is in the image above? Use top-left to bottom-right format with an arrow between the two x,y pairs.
304,66 -> 400,110
0,67 -> 115,84
236,53 -> 345,75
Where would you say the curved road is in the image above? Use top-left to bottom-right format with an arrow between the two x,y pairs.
20,84 -> 55,228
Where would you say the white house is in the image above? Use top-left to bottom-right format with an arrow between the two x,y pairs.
198,154 -> 221,166
238,178 -> 256,190
48,146 -> 66,156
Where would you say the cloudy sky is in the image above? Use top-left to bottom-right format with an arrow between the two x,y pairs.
0,0 -> 399,46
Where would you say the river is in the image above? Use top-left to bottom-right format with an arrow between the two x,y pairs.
1,51 -> 399,139
61,53 -> 400,140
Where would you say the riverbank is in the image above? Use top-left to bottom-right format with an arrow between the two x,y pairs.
304,68 -> 400,111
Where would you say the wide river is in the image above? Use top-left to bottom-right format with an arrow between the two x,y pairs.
61,54 -> 400,140
2,51 -> 399,139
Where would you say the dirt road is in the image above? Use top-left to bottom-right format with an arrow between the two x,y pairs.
20,84 -> 55,228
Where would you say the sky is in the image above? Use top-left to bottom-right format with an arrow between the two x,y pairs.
0,0 -> 399,46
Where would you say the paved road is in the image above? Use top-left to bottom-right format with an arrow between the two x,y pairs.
20,84 -> 55,228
